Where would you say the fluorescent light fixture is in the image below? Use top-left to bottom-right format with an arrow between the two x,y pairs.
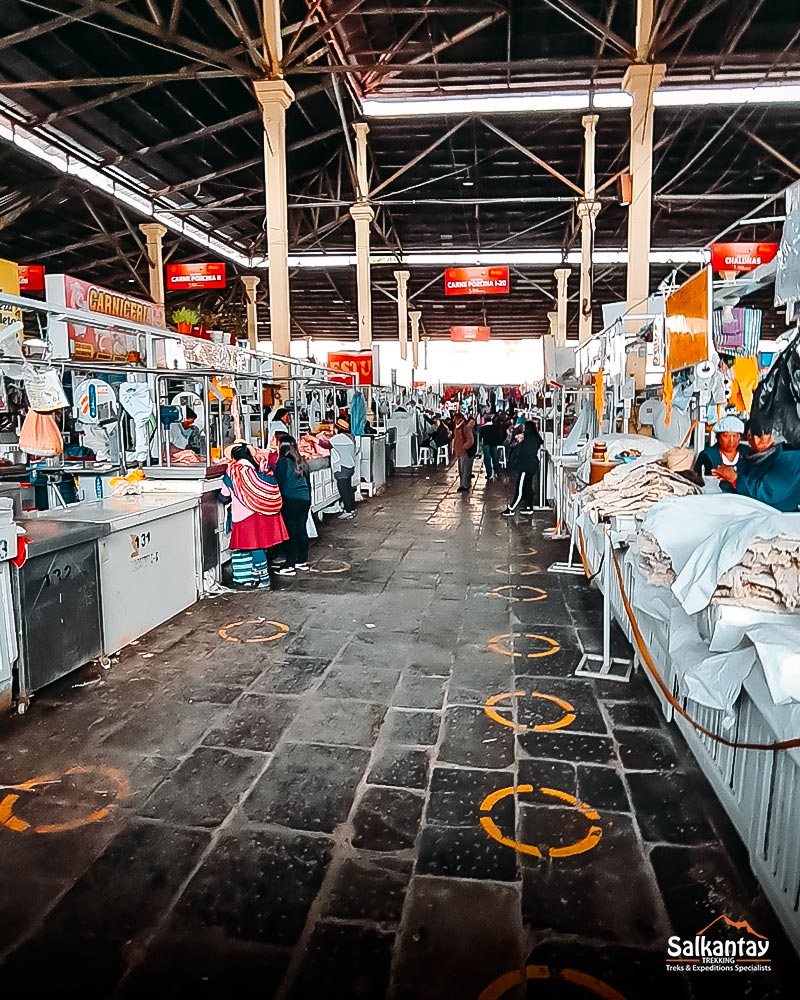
654,83 -> 800,107
287,254 -> 356,268
362,92 -> 590,118
593,91 -> 633,109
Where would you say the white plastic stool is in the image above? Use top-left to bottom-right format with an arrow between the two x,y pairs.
436,444 -> 450,465
497,445 -> 507,469
417,446 -> 433,466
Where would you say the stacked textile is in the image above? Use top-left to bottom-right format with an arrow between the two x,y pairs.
581,461 -> 700,523
298,432 -> 331,461
632,529 -> 800,610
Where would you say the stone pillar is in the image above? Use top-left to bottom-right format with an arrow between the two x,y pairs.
139,223 -> 167,305
409,309 -> 421,369
254,78 -> 295,368
394,270 -> 410,361
623,62 -> 666,387
241,275 -> 260,350
554,267 -> 570,346
578,115 -> 600,346
350,122 -> 373,352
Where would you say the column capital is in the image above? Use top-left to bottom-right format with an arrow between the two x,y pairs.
393,269 -> 410,284
581,113 -> 599,130
241,275 -> 260,296
139,223 -> 167,241
254,78 -> 295,111
352,121 -> 370,139
576,201 -> 601,221
349,203 -> 375,223
621,63 -> 666,98
554,267 -> 571,281
409,309 -> 421,325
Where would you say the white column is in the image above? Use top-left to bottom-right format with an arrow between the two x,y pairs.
578,115 -> 600,346
554,267 -> 570,346
241,275 -> 260,350
350,121 -> 373,352
394,270 -> 410,360
623,62 -> 666,387
409,309 -> 421,369
254,79 -> 295,367
139,223 -> 167,305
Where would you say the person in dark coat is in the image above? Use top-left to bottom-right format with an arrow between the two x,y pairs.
503,421 -> 543,516
714,423 -> 800,511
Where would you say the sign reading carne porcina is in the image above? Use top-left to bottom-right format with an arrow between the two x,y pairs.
444,266 -> 509,296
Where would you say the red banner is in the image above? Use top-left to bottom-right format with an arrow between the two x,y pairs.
710,243 -> 778,274
327,351 -> 373,385
444,266 -> 509,296
18,264 -> 45,291
450,325 -> 490,342
166,261 -> 227,291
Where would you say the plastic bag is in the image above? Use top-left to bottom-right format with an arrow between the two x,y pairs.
749,330 -> 800,443
23,368 -> 69,412
19,410 -> 64,457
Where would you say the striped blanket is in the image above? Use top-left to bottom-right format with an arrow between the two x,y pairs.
226,460 -> 283,515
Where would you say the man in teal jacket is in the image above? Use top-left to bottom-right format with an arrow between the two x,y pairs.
713,424 -> 800,512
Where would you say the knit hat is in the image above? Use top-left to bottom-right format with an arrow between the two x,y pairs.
713,415 -> 745,435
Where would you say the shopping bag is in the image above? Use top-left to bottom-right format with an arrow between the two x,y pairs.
306,509 -> 318,539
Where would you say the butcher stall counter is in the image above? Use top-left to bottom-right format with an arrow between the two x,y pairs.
21,494 -> 201,662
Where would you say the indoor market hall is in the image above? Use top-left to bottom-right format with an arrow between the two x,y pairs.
0,464 -> 797,998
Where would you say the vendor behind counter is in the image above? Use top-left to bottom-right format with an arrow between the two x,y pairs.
695,415 -> 748,476
713,420 -> 800,512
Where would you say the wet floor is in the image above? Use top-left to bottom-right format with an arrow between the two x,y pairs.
0,465 -> 797,998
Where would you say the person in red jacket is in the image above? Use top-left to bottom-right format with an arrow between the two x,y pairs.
452,412 -> 475,493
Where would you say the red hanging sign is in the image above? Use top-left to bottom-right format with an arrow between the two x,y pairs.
18,264 -> 45,292
710,243 -> 778,274
444,266 -> 509,296
327,351 -> 373,385
450,325 -> 491,342
166,261 -> 227,291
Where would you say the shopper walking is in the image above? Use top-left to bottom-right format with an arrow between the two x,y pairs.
453,411 -> 475,493
503,421 -> 543,516
323,417 -> 358,519
222,442 -> 288,587
481,415 -> 505,481
273,436 -> 312,575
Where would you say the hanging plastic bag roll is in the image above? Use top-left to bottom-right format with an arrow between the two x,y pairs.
23,368 -> 69,412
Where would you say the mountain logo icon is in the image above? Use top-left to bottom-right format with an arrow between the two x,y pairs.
696,915 -> 768,940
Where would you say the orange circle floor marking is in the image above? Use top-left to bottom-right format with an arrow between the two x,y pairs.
308,559 -> 351,575
218,619 -> 289,644
494,564 -> 542,576
0,765 -> 129,835
485,690 -> 576,732
479,784 -> 602,859
479,964 -> 626,1000
487,633 -> 561,659
490,584 -> 547,603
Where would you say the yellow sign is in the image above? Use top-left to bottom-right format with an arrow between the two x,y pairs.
0,257 -> 22,325
665,267 -> 710,373
479,784 -> 602,859
485,690 -> 576,732
479,965 -> 626,1000
218,619 -> 289,643
0,765 -> 129,835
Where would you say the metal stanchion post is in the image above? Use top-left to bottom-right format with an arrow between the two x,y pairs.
575,526 -> 632,681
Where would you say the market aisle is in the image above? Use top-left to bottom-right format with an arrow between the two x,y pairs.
0,464 -> 797,998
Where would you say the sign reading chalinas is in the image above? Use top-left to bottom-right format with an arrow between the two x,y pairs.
710,243 -> 778,274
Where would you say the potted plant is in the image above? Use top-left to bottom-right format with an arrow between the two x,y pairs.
197,310 -> 220,341
172,307 -> 200,335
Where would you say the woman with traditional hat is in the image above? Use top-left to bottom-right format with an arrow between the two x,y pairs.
221,441 -> 288,588
694,415 -> 747,477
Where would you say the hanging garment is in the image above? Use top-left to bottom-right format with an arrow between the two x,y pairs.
119,382 -> 155,463
19,410 -> 63,457
350,391 -> 367,436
